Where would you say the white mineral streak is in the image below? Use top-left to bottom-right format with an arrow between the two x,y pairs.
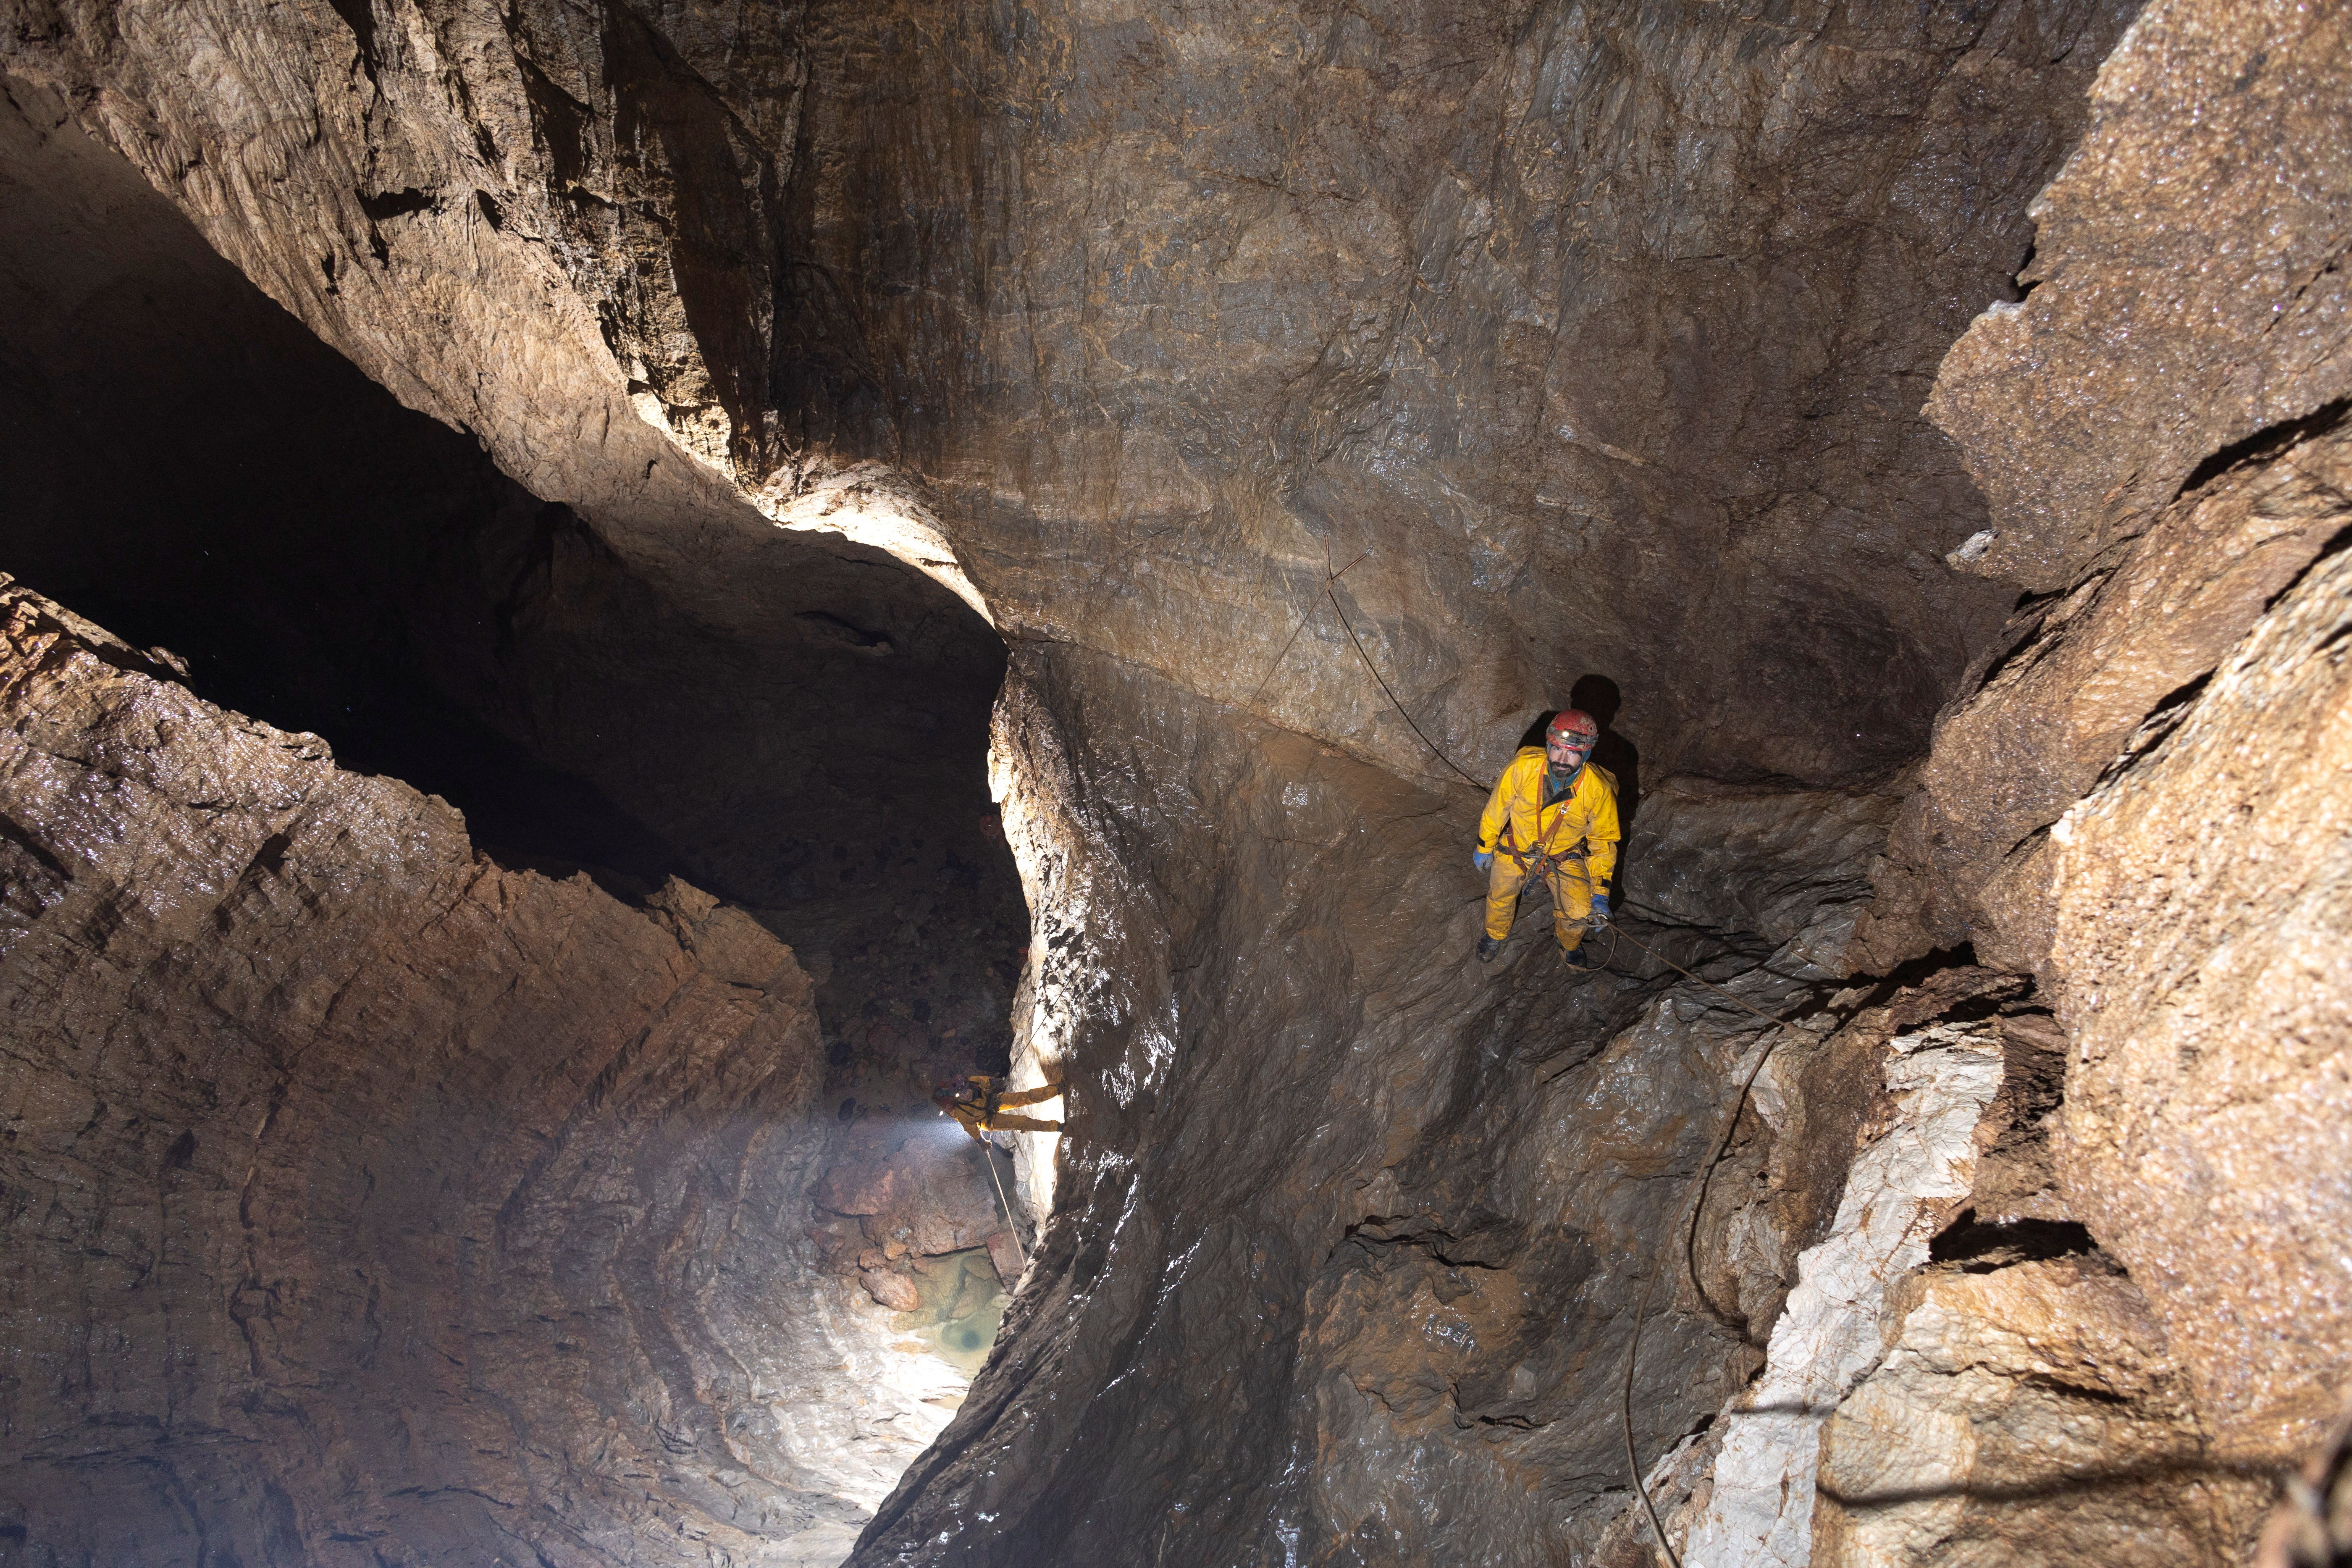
1680,1022 -> 2004,1568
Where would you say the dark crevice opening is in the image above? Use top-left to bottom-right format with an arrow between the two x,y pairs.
0,91 -> 1026,1092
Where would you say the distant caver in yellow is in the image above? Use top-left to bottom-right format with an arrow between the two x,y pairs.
932,1075 -> 1063,1142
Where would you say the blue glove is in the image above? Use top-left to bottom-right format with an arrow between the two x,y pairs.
1590,893 -> 1612,922
1473,850 -> 1494,873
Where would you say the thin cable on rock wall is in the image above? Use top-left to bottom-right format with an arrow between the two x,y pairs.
1302,584 -> 1805,1564
1598,920 -> 1795,1568
984,1143 -> 1029,1272
1322,578 -> 1487,791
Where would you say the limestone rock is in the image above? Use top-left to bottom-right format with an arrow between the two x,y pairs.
855,646 -> 1909,1566
1681,1021 -> 2006,1568
5,0 -> 2137,786
1926,0 -> 2352,591
1851,0 -> 2352,1474
863,1268 -> 921,1314
1815,1259 -> 2268,1565
2051,539 -> 2352,1459
0,577 -> 929,1564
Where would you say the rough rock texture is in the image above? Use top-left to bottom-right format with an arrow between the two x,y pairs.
4,0 -> 2346,1560
1924,0 -> 2352,594
1685,1019 -> 2008,1568
2050,539 -> 2352,1458
3,0 -> 2139,784
1814,1257 -> 2264,1565
1856,0 -> 2352,1474
0,86 -> 1028,1096
0,579 -> 1002,1564
779,0 -> 2144,787
848,646 -> 1908,1566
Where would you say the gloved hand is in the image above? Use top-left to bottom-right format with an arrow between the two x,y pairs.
1473,850 -> 1494,873
1590,893 -> 1612,923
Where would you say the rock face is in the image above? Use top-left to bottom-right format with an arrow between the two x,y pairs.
0,580 -> 793,1558
1857,0 -> 2352,1472
3,0 -> 2348,1561
4,0 -> 2138,784
0,578 -> 1000,1564
1814,1258 -> 2261,1565
0,85 -> 1028,1098
782,0 -> 2145,787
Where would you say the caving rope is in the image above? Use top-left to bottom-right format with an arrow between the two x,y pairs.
978,1100 -> 1032,1274
1310,580 -> 1798,1568
1602,920 -> 1793,1568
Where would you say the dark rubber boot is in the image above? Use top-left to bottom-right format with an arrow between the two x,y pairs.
1476,935 -> 1502,963
1564,942 -> 1604,971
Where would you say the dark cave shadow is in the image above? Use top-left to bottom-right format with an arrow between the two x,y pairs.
0,95 -> 1028,1090
1516,675 -> 1641,903
1819,1455 -> 2282,1510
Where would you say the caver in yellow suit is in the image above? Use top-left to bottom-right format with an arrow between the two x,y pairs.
1475,714 -> 1621,959
932,1075 -> 1063,1143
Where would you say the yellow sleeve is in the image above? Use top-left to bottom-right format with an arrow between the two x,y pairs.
1477,760 -> 1518,853
1582,769 -> 1622,885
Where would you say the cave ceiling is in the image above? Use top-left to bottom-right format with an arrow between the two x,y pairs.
8,0 -> 2140,781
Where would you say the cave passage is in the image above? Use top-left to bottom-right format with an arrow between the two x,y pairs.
0,87 -> 1036,1553
1,86 -> 1029,1091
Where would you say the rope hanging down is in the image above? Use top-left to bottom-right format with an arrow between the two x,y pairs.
984,1142 -> 1029,1272
1302,597 -> 1802,1568
1321,575 -> 1487,790
1248,545 -> 1485,789
1596,920 -> 1795,1568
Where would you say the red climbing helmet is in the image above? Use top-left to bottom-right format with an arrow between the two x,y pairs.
1545,709 -> 1599,749
932,1078 -> 982,1107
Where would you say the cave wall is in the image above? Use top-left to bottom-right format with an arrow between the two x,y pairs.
1855,0 -> 2352,1469
2,0 -> 2347,1561
5,0 -> 2137,783
0,579 -> 895,1565
863,643 -> 1855,1565
785,0 -> 2141,785
0,91 -> 1034,1561
0,75 -> 1028,1101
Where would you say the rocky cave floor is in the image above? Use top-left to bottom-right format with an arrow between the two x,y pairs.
3,0 -> 2351,1564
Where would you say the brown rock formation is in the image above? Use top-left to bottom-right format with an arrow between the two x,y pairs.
0,578 -> 884,1561
1815,1257 -> 2264,1564
0,0 -> 2345,1559
4,0 -> 2135,783
1856,0 -> 2352,1474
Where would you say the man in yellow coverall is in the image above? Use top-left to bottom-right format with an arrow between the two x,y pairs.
932,1076 -> 1064,1143
1473,708 -> 1621,967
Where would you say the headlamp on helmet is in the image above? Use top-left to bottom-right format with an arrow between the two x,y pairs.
1545,709 -> 1599,749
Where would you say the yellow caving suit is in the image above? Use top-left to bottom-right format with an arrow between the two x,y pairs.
944,1076 -> 1063,1144
1477,747 -> 1621,952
